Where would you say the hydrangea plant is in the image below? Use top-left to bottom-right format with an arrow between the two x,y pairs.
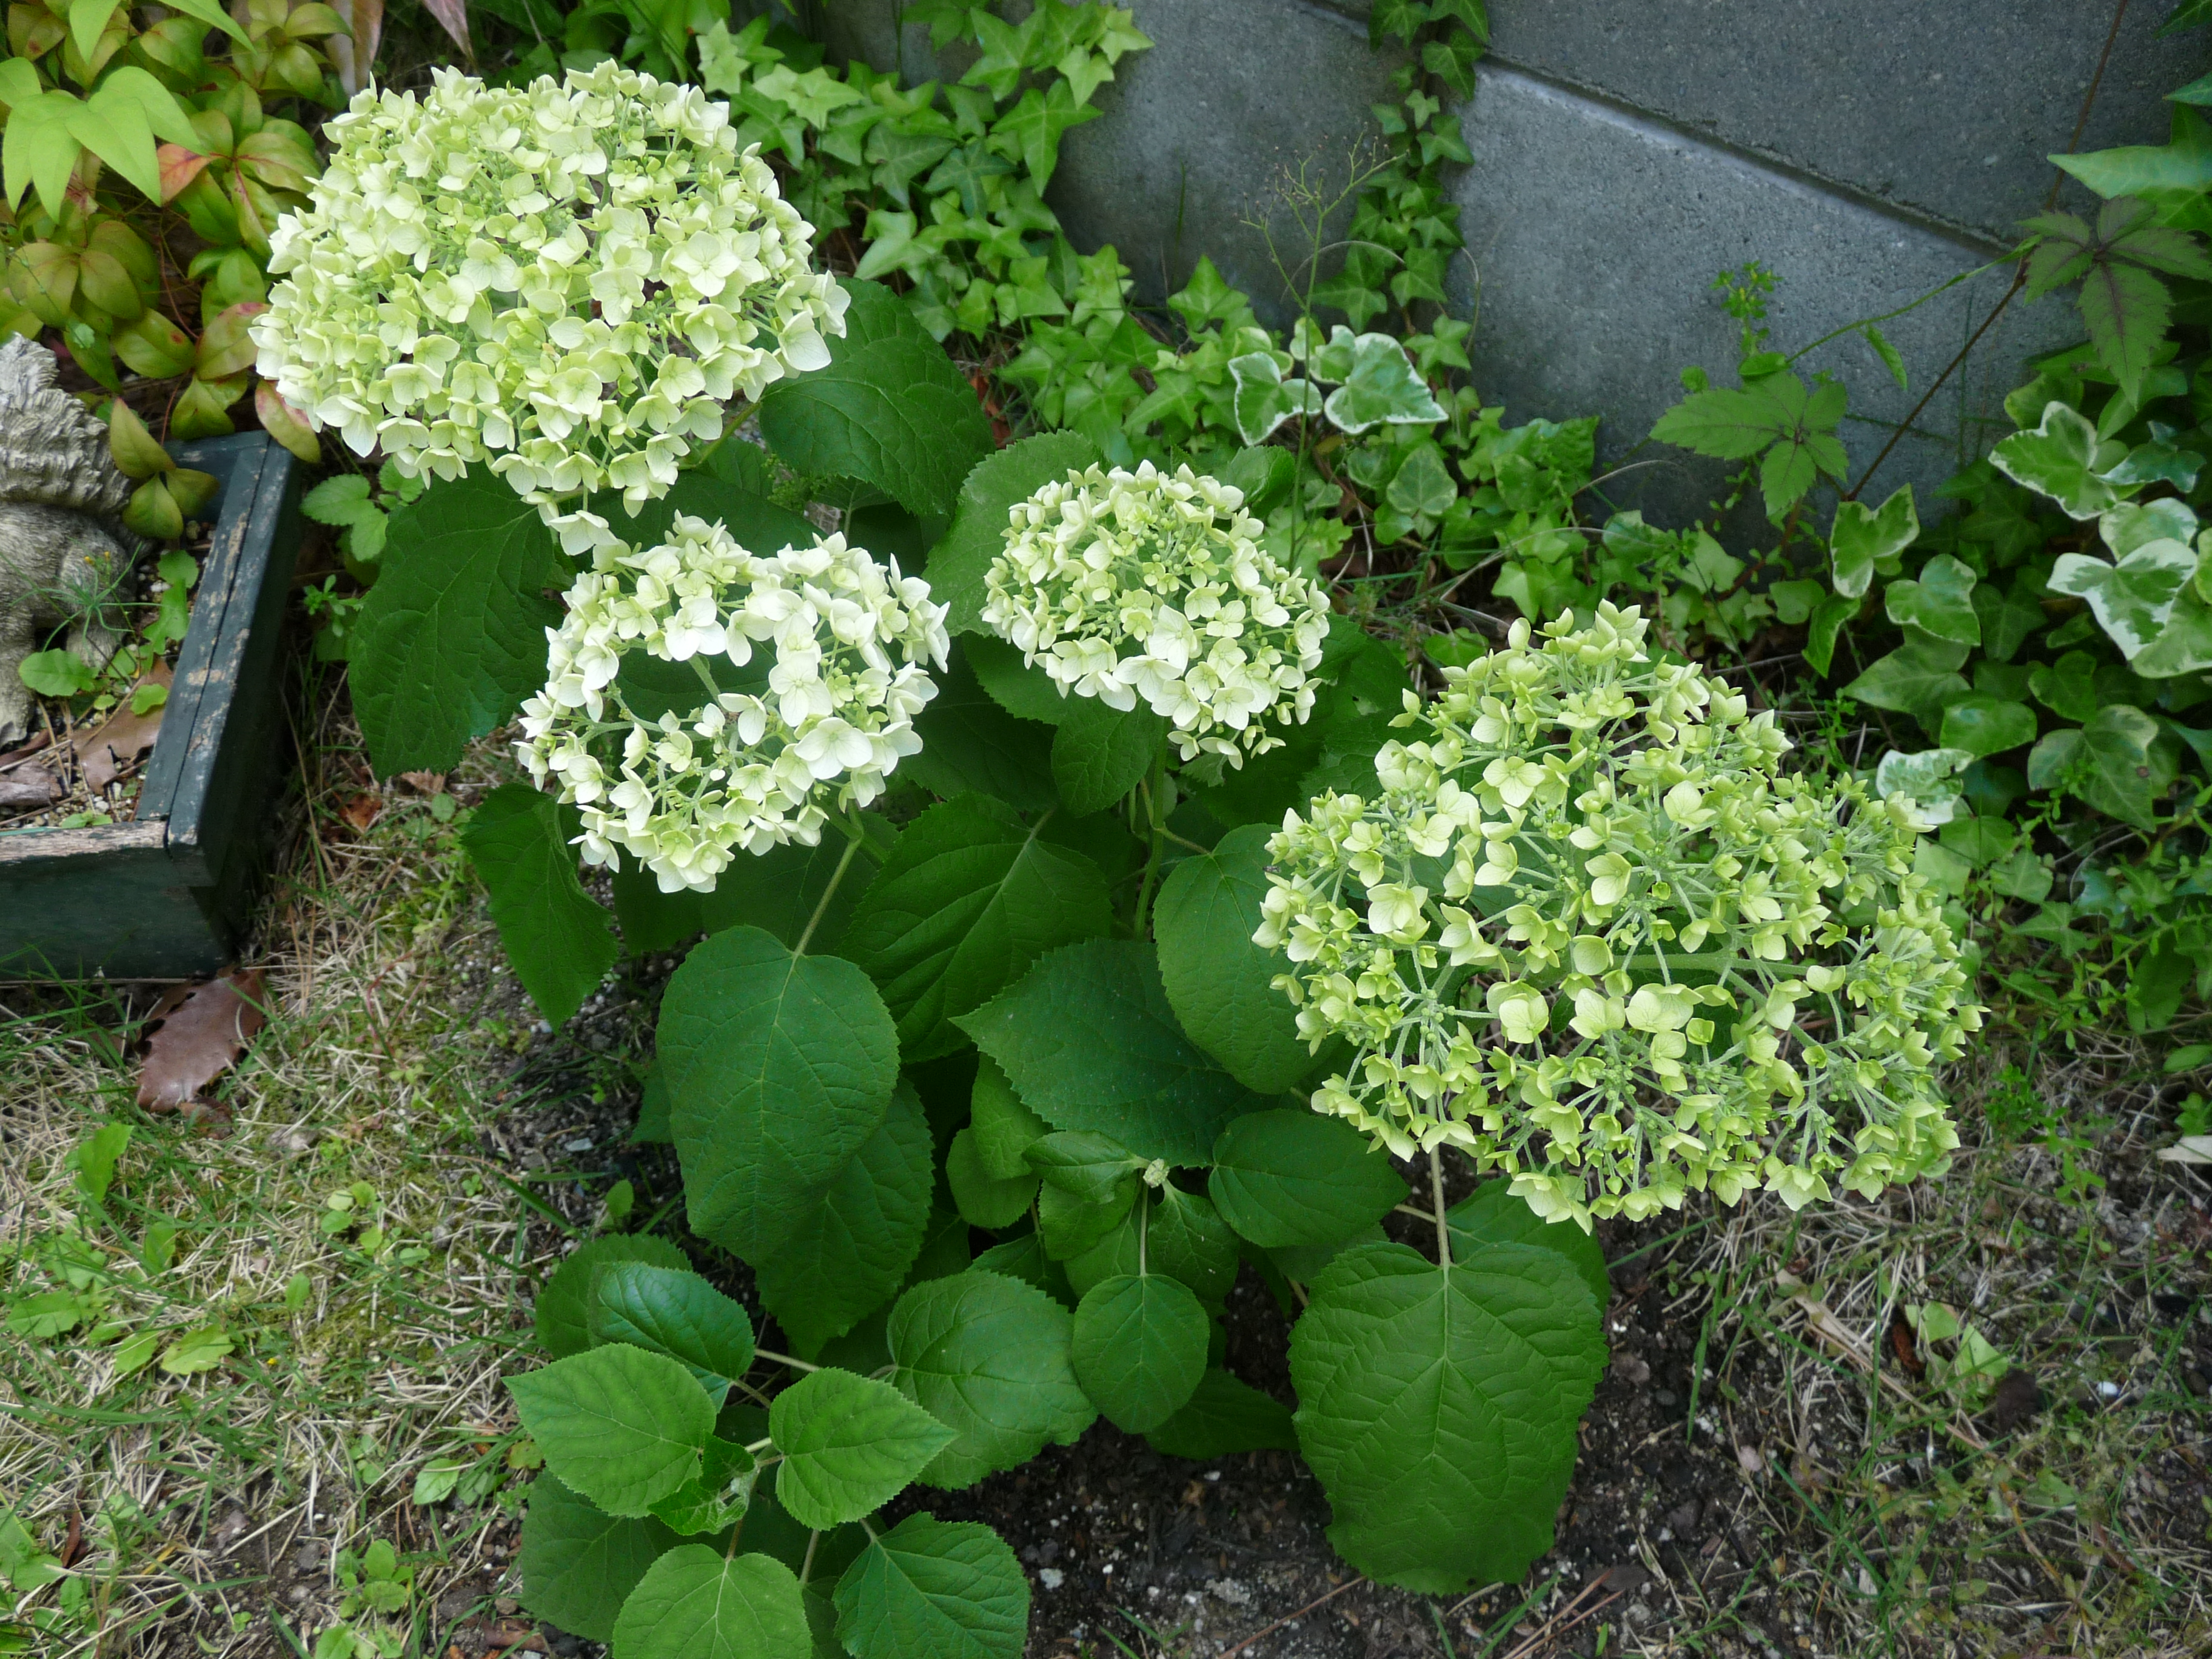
1258,605 -> 1982,1227
979,460 -> 1330,763
515,516 -> 948,893
251,62 -> 848,552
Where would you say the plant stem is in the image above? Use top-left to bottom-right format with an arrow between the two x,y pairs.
793,825 -> 865,956
754,1347 -> 821,1373
1430,1147 -> 1452,1272
799,1530 -> 820,1586
1131,748 -> 1172,936
1138,1190 -> 1150,1277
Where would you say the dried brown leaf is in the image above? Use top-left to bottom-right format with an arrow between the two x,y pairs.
395,770 -> 447,796
340,793 -> 384,832
135,968 -> 267,1111
0,766 -> 62,811
77,665 -> 172,791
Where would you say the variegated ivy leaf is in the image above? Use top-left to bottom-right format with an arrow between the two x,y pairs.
2100,497 -> 2199,558
1989,401 -> 2128,520
1883,553 -> 1980,646
2048,539 -> 2196,660
1291,323 -> 1445,433
1226,351 -> 1321,445
1874,748 -> 1976,827
1828,485 -> 1917,600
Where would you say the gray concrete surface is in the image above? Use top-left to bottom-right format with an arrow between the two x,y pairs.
814,0 -> 2202,528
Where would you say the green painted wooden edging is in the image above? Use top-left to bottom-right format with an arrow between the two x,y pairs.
0,432 -> 306,980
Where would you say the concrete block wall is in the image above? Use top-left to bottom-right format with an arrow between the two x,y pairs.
820,1 -> 2208,526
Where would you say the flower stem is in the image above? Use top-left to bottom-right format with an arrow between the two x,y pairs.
794,826 -> 865,957
754,1347 -> 821,1373
1131,747 -> 1172,936
1430,1146 -> 1452,1272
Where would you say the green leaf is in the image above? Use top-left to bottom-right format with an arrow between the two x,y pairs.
611,1546 -> 811,1659
1024,1130 -> 1145,1205
1989,401 -> 2125,520
1653,374 -> 1846,518
301,474 -> 377,528
842,796 -> 1113,1061
903,649 -> 1057,813
534,1235 -> 691,1359
2049,538 -> 2197,660
758,279 -> 993,519
1938,695 -> 2039,758
753,1081 -> 936,1357
1885,554 -> 1980,647
833,1513 -> 1028,1659
1289,1242 -> 1605,1593
969,1055 -> 1048,1181
1316,330 -> 1445,433
1069,1272 -> 1209,1433
2079,252 -> 2171,402
587,1263 -> 757,1401
460,785 -> 618,1028
1843,636 -> 1971,719
1207,1110 -> 1407,1249
1444,1182 -> 1610,1309
1153,825 -> 1315,1093
350,469 -> 566,775
160,1326 -> 233,1373
1050,698 -> 1167,816
2028,703 -> 2166,831
957,941 -> 1267,1165
991,79 -> 1101,189
1064,1185 -> 1239,1304
611,820 -> 891,957
18,648 -> 95,697
965,633 -> 1074,726
517,1476 -> 680,1644
70,1121 -> 130,1206
650,1435 -> 760,1537
1227,350 -> 1319,446
1828,486 -> 1917,600
888,1270 -> 1096,1487
662,927 -> 900,1262
946,1128 -> 1039,1230
2029,652 -> 2101,723
771,1368 -> 956,1531
507,1345 -> 713,1518
925,433 -> 1100,636
1144,1367 -> 1297,1460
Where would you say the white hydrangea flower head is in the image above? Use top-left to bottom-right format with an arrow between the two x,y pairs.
515,515 -> 949,893
1255,603 -> 1982,1230
979,460 -> 1330,765
251,62 -> 849,554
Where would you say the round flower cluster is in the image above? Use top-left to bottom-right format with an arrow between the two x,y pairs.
515,515 -> 949,893
252,63 -> 848,552
979,461 -> 1330,765
1254,605 -> 1981,1229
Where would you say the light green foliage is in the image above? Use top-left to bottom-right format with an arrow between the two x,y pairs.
1153,826 -> 1319,1093
458,786 -> 619,1029
507,1345 -> 714,1518
769,1368 -> 957,1530
611,1547 -> 811,1659
833,1513 -> 1030,1659
1651,371 -> 1849,521
533,1235 -> 691,1361
1444,1181 -> 1611,1309
585,1262 -> 756,1403
1289,1241 -> 1604,1592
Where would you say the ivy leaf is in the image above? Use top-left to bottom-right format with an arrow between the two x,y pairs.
990,80 -> 1101,189
1974,581 -> 2047,663
833,1513 -> 1029,1659
587,1262 -> 756,1402
842,795 -> 1114,1061
1207,1110 -> 1407,1249
1316,330 -> 1446,434
1227,350 -> 1321,446
2029,651 -> 2102,723
533,1234 -> 691,1359
2049,537 -> 2198,659
1843,635 -> 1971,719
1939,694 -> 2039,758
1989,401 -> 2126,520
2028,704 -> 2166,830
1288,1241 -> 1604,1593
1069,1273 -> 1210,1433
1885,554 -> 1981,648
758,279 -> 993,519
1444,1182 -> 1610,1309
459,785 -> 618,1029
1050,699 -> 1166,816
660,927 -> 900,1262
770,1368 -> 957,1531
903,648 -> 1058,814
752,1081 -> 936,1358
1144,1367 -> 1297,1460
1154,825 -> 1323,1093
925,434 -> 1100,635
611,1547 -> 811,1659
957,940 -> 1269,1166
1828,486 -> 1917,600
517,1476 -> 680,1644
350,468 -> 565,775
887,1270 -> 1096,1487
507,1345 -> 712,1518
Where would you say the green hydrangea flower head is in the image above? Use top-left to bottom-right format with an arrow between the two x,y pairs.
251,62 -> 847,554
1255,604 -> 1981,1230
979,460 -> 1330,766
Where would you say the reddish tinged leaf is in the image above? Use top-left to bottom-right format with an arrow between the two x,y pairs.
196,300 -> 266,380
324,0 -> 384,95
135,968 -> 267,1111
420,0 -> 469,59
255,380 -> 321,463
2079,259 -> 2170,402
156,142 -> 211,204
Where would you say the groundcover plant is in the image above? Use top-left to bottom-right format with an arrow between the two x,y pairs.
252,52 -> 1982,1659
